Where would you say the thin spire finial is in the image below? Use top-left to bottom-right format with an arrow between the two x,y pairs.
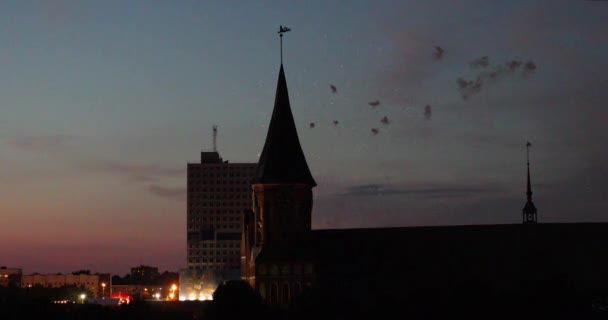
278,25 -> 291,64
212,125 -> 218,152
526,141 -> 532,202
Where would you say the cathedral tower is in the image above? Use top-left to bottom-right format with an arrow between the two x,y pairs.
241,63 -> 316,306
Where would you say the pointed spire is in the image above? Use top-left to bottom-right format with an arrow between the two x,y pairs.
254,64 -> 316,186
523,141 -> 537,224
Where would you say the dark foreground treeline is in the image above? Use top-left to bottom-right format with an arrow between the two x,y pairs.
3,280 -> 608,320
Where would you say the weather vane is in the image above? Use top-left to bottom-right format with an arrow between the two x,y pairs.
278,25 -> 291,64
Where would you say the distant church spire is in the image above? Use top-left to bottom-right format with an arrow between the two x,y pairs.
523,141 -> 537,224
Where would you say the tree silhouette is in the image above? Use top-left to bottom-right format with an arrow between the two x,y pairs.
207,280 -> 270,319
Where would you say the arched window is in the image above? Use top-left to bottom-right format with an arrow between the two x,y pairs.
270,283 -> 278,304
281,283 -> 290,304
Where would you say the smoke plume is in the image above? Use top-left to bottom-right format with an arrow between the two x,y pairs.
424,105 -> 432,120
469,56 -> 489,68
434,46 -> 444,60
458,58 -> 537,100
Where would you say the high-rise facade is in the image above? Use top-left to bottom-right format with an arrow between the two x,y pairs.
187,151 -> 256,280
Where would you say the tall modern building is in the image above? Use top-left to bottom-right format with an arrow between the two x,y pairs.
187,150 -> 256,280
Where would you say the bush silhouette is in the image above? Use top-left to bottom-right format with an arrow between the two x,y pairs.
207,280 -> 270,319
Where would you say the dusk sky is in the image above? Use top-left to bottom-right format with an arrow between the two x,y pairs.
1,0 -> 607,276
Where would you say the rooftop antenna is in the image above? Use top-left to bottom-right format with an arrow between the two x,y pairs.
212,125 -> 218,152
278,25 -> 291,64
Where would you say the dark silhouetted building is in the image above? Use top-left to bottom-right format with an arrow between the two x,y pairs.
242,64 -> 316,304
131,265 -> 159,284
242,62 -> 608,316
0,267 -> 22,287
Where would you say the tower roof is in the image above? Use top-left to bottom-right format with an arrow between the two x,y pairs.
523,201 -> 537,213
523,162 -> 537,214
254,64 -> 316,186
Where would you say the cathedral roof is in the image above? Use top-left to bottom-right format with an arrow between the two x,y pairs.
254,64 -> 316,186
523,201 -> 537,213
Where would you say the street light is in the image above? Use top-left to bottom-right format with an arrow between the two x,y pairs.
79,294 -> 86,304
101,283 -> 106,297
170,284 -> 178,301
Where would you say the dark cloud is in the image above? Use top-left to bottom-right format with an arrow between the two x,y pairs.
424,105 -> 432,120
457,76 -> 483,100
524,61 -> 536,71
375,30 -> 444,103
6,134 -> 76,151
83,160 -> 184,181
131,175 -> 157,183
505,60 -> 523,72
457,58 -> 537,100
469,56 -> 490,68
80,160 -> 186,202
523,61 -> 537,77
314,191 -> 521,229
148,184 -> 186,201
336,183 -> 500,199
433,46 -> 444,60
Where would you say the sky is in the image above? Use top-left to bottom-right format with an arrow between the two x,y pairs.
1,0 -> 607,276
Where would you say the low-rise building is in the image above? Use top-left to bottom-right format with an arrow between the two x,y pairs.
21,273 -> 111,298
112,284 -> 173,300
0,267 -> 22,287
